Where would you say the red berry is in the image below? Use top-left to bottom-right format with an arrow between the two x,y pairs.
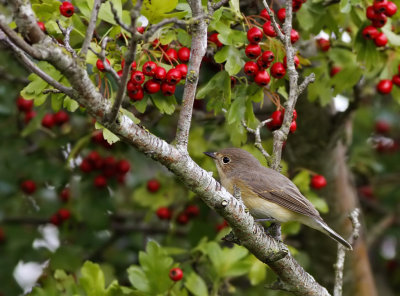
156,207 -> 172,220
136,26 -> 145,34
209,33 -> 223,47
371,14 -> 387,28
257,57 -> 270,69
310,175 -> 327,189
117,70 -> 123,77
374,32 -> 388,47
330,66 -> 341,77
271,62 -> 286,79
58,208 -> 71,221
165,68 -> 182,84
144,79 -> 161,94
392,74 -> 400,86
163,48 -> 178,63
377,79 -> 392,94
216,220 -> 229,232
283,55 -> 300,69
37,21 -> 46,32
175,64 -> 188,78
131,71 -> 145,84
24,110 -> 36,124
271,110 -> 283,127
244,61 -> 259,76
142,61 -> 158,77
261,51 -> 275,63
292,0 -> 303,12
384,1 -> 397,16
366,6 -> 377,20
292,109 -> 297,121
178,47 -> 190,62
50,214 -> 61,226
247,27 -> 263,44
127,81 -> 138,92
358,185 -> 374,199
60,188 -> 70,202
16,96 -> 34,112
96,59 -> 110,72
128,86 -> 144,101
254,70 -> 270,86
161,83 -> 176,96
54,110 -> 69,125
373,0 -> 389,14
169,268 -> 183,281
80,159 -> 93,173
185,205 -> 200,217
245,44 -> 261,59
260,9 -> 271,20
59,1 -> 74,17
317,38 -> 330,51
277,8 -> 286,22
21,180 -> 36,194
375,120 -> 391,134
362,26 -> 379,40
102,156 -> 116,178
94,175 -> 107,188
147,179 -> 160,193
263,21 -> 277,37
289,121 -> 297,133
290,29 -> 300,44
116,160 -> 130,174
87,151 -> 103,169
177,213 -> 189,225
41,113 -> 55,128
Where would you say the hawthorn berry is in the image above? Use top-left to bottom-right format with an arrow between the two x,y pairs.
384,1 -> 397,16
317,38 -> 330,51
42,114 -> 55,128
257,57 -> 270,69
330,66 -> 341,77
60,188 -> 70,202
24,110 -> 36,124
80,159 -> 93,173
117,70 -> 123,77
161,83 -> 176,96
208,33 -> 223,47
16,96 -> 33,112
102,156 -> 116,178
136,26 -> 145,34
373,0 -> 389,14
116,160 -> 130,174
147,179 -> 161,192
131,71 -> 145,84
358,185 -> 374,199
277,8 -> 286,22
58,208 -> 71,221
37,21 -> 46,32
366,6 -> 377,20
142,61 -> 157,77
50,214 -> 61,226
21,180 -> 36,194
374,32 -> 388,47
59,1 -> 74,17
178,47 -> 190,62
292,109 -> 298,121
289,121 -> 297,133
247,27 -> 263,44
392,74 -> 400,86
164,48 -> 178,63
244,61 -> 258,76
375,120 -> 391,134
292,0 -> 303,12
261,51 -> 275,63
310,175 -> 327,190
169,268 -> 183,281
254,70 -> 270,86
175,64 -> 188,78
263,21 -> 277,37
245,44 -> 261,59
127,81 -> 138,92
271,110 -> 283,127
144,79 -> 161,94
376,79 -> 392,94
94,175 -> 107,188
177,213 -> 189,225
271,62 -> 286,79
54,110 -> 69,126
128,86 -> 144,101
362,26 -> 379,40
185,205 -> 200,217
156,207 -> 172,220
165,68 -> 182,84
371,14 -> 387,28
87,151 -> 103,169
290,29 -> 300,44
96,59 -> 110,72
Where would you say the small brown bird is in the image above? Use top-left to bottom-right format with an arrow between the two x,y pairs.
205,148 -> 352,250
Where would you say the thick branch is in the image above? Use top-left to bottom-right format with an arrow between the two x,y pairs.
81,0 -> 102,59
175,0 -> 209,151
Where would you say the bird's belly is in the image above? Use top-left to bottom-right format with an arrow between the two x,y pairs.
242,194 -> 296,222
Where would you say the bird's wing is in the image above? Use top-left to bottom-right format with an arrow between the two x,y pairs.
235,168 -> 321,219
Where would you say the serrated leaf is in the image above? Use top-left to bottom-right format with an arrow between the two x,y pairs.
214,46 -> 245,75
98,0 -> 122,25
160,29 -> 177,45
80,261 -> 106,296
95,122 -> 120,144
150,93 -> 177,115
138,0 -> 179,24
63,97 -> 79,112
184,272 -> 208,296
197,71 -> 231,113
51,93 -> 65,111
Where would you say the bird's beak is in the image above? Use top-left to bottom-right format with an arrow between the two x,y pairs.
203,151 -> 216,159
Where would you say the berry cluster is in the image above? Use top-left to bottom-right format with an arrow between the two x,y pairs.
79,151 -> 131,187
16,96 -> 36,124
41,110 -> 70,129
156,204 -> 200,225
376,64 -> 400,94
362,0 -> 397,47
267,109 -> 298,133
50,208 -> 71,226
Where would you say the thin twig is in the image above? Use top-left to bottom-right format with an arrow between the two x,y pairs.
110,1 -> 132,33
90,37 -> 120,82
81,0 -> 102,59
106,0 -> 143,124
242,119 -> 272,164
143,18 -> 187,41
56,20 -> 77,57
261,0 -> 285,42
43,89 -> 63,94
333,208 -> 361,296
211,0 -> 229,10
0,24 -> 41,59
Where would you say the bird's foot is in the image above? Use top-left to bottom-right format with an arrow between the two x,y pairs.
265,222 -> 282,241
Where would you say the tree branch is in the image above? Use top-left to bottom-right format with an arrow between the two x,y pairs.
175,0 -> 209,151
55,20 -> 77,57
262,0 -> 285,42
333,208 -> 361,296
110,1 -> 132,33
80,0 -> 102,59
90,37 -> 121,83
242,119 -> 272,165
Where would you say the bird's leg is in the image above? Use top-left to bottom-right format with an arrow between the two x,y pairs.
255,217 -> 279,222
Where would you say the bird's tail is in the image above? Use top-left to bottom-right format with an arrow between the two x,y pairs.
317,220 -> 353,250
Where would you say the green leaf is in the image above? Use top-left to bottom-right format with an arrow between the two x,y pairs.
214,46 -> 245,75
227,94 -> 246,124
292,170 -> 311,193
121,108 -> 140,124
80,261 -> 106,296
354,24 -> 384,71
98,0 -> 122,25
184,272 -> 208,296
177,29 -> 192,47
160,29 -> 177,45
139,0 -> 179,24
307,191 -> 329,213
133,98 -> 148,113
150,93 -> 177,115
197,71 -> 231,113
51,93 -> 65,111
248,256 -> 266,285
63,97 -> 79,112
339,0 -> 351,13
127,266 -> 150,292
95,122 -> 120,144
382,26 -> 400,46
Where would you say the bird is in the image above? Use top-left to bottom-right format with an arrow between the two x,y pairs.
204,147 -> 352,250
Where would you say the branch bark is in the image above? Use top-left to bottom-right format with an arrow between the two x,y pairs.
80,0 -> 102,59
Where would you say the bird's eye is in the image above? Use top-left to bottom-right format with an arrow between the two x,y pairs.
222,157 -> 230,164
